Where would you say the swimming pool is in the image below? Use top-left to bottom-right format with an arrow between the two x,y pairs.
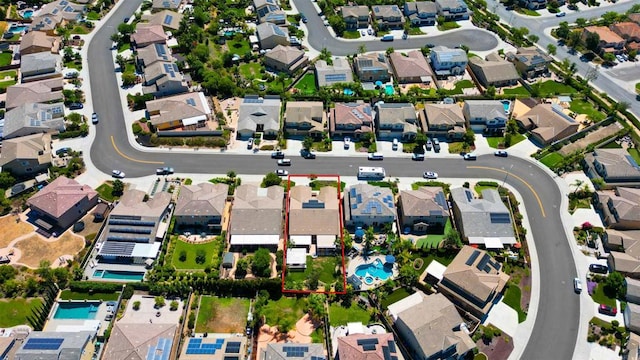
384,84 -> 394,95
9,25 -> 28,34
93,270 -> 145,281
21,10 -> 34,19
343,89 -> 354,96
54,302 -> 99,319
354,258 -> 393,281
501,100 -> 511,114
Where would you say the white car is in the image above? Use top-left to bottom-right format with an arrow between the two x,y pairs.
276,169 -> 289,176
423,171 -> 438,179
344,137 -> 351,149
111,170 -> 126,178
91,113 -> 99,124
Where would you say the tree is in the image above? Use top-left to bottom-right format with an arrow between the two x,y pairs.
444,228 -> 461,249
178,250 -> 187,262
63,47 -> 75,63
576,18 -> 587,28
112,179 -> 124,195
133,301 -> 141,310
192,43 -> 210,62
364,226 -> 375,255
122,72 -> 137,87
278,317 -> 294,333
252,248 -> 272,278
584,32 -> 600,52
628,49 -> 637,61
170,300 -> 179,311
604,271 -> 626,299
609,101 -> 629,115
154,296 -> 166,308
227,171 -> 236,179
0,265 -> 16,283
117,23 -> 135,36
307,268 -> 321,290
567,31 -> 583,49
110,32 -> 122,44
398,264 -> 418,286
262,172 -> 282,187
195,249 -> 207,264
306,294 -> 327,322
357,44 -> 367,54
319,48 -> 332,64
236,258 -> 249,277
602,52 -> 616,65
386,47 -> 394,55
302,136 -> 314,151
556,22 -> 571,39
415,132 -> 427,147
601,11 -> 619,26
328,15 -> 345,36
571,179 -> 584,193
0,172 -> 16,189
485,86 -> 496,98
547,44 -> 557,56
528,34 -> 539,43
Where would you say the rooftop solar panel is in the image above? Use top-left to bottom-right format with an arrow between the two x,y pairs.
382,346 -> 391,360
466,249 -> 481,265
357,338 -> 379,345
476,254 -> 490,271
24,338 -> 64,351
163,14 -> 173,25
387,340 -> 397,353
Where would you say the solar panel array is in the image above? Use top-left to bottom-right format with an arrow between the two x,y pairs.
24,338 -> 64,351
325,74 -> 347,82
154,43 -> 169,61
109,219 -> 154,226
100,241 -> 135,256
434,191 -> 448,209
357,338 -> 379,351
163,14 -> 173,25
223,357 -> 239,360
146,338 -> 172,360
185,338 -> 225,355
489,213 -> 511,224
225,341 -> 241,354
106,236 -> 151,243
466,249 -> 481,266
310,356 -> 326,360
282,345 -> 309,357
111,227 -> 152,235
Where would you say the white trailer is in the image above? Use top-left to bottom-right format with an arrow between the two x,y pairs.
358,167 -> 386,179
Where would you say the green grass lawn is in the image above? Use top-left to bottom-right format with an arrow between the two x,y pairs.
536,80 -> 578,96
540,152 -> 564,168
503,86 -> 530,96
636,82 -> 640,93
438,21 -> 461,31
592,283 -> 616,308
196,296 -> 250,333
294,73 -> 317,94
87,11 -> 101,20
96,183 -> 118,202
569,99 -> 606,122
343,30 -> 361,39
328,302 -> 372,326
0,79 -> 16,90
60,290 -> 120,301
286,256 -> 341,285
64,60 -> 82,71
474,182 -> 499,195
239,62 -> 263,80
266,77 -> 293,92
0,298 -> 42,327
0,70 -> 16,79
443,79 -> 475,95
516,8 -> 541,16
171,238 -> 221,270
629,148 -> 640,164
486,133 -> 527,149
380,288 -> 412,309
309,180 -> 346,191
70,25 -> 91,35
415,219 -> 451,249
0,52 -> 12,67
226,39 -> 250,55
407,27 -> 424,35
261,296 -> 306,326
118,42 -> 131,53
503,283 -> 526,323
474,353 -> 488,360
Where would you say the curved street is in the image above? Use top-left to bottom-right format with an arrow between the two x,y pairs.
87,2 -> 578,360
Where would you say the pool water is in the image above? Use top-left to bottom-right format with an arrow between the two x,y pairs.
22,10 -> 34,19
384,84 -> 394,95
355,258 -> 393,281
54,302 -> 99,319
9,25 -> 28,33
93,270 -> 144,281
501,100 -> 511,114
343,89 -> 354,96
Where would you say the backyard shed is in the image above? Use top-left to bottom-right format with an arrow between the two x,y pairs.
222,252 -> 235,269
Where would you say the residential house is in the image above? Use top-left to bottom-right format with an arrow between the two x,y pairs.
236,95 -> 282,138
152,0 -> 181,11
353,53 -> 391,83
605,230 -> 640,276
27,176 -> 98,230
0,133 -> 52,177
16,332 -> 94,360
627,277 -> 640,304
520,0 -> 546,10
2,102 -> 65,139
284,101 -> 326,138
263,45 -> 309,74
450,187 -> 517,248
468,54 -> 520,88
438,246 -> 510,320
404,1 -> 437,26
5,78 -> 63,111
595,187 -> 640,230
375,102 -> 418,141
142,61 -> 189,97
288,186 -> 340,256
180,337 -> 248,360
96,190 -> 172,267
611,22 -> 640,51
336,333 -> 404,360
462,100 -> 508,133
341,5 -> 370,30
20,52 -> 62,83
261,343 -> 325,360
584,148 -> 640,184
343,183 -> 396,228
254,0 -> 286,25
435,0 -> 469,21
131,24 -> 168,48
506,46 -> 553,79
136,43 -> 173,69
228,184 -> 284,251
19,31 -> 61,55
372,5 -> 405,29
389,50 -> 434,84
256,22 -> 289,50
582,26 -> 626,55
30,0 -> 86,33
626,303 -> 640,334
515,103 -> 579,145
387,291 -> 476,359
429,46 -> 468,77
174,182 -> 228,231
143,10 -> 184,31
315,58 -> 354,87
146,92 -> 211,131
329,102 -> 374,139
629,333 -> 640,360
420,103 -> 466,139
399,186 -> 449,233
629,13 -> 640,26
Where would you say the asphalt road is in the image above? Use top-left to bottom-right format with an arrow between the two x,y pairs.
292,0 -> 499,55
88,3 -> 578,360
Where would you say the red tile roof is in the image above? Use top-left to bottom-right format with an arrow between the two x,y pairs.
27,176 -> 97,218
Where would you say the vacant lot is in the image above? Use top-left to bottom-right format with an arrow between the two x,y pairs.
0,215 -> 34,248
196,296 -> 250,333
0,298 -> 42,327
14,233 -> 84,268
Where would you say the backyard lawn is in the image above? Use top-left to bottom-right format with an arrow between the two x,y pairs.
592,283 -> 617,308
171,237 -> 222,270
261,296 -> 306,326
239,62 -> 263,80
414,219 -> 451,249
286,256 -> 342,286
328,302 -> 371,326
540,152 -> 564,168
294,73 -> 317,94
569,99 -> 605,122
196,296 -> 250,333
60,290 -> 120,301
443,80 -> 475,95
629,148 -> 640,164
0,52 -> 12,66
0,298 -> 42,327
503,283 -> 526,323
503,86 -> 530,96
536,80 -> 578,96
226,39 -> 250,56
380,288 -> 412,309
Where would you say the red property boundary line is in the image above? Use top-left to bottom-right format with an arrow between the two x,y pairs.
281,174 -> 347,295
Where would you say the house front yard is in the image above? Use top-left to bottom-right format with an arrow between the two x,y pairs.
569,99 -> 606,122
540,152 -> 564,168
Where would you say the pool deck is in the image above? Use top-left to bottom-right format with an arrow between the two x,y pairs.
346,255 -> 398,291
83,262 -> 148,282
44,301 -> 111,337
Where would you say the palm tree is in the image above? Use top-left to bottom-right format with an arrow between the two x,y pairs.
571,179 -> 584,193
364,226 -> 375,256
358,44 -> 367,54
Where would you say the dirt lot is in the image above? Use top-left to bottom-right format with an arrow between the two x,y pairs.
558,122 -> 623,156
197,297 -> 249,333
0,215 -> 35,248
476,332 -> 514,360
73,212 -> 105,240
14,233 -> 85,268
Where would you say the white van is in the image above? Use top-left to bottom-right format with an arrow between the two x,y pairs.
368,152 -> 384,160
392,138 -> 399,150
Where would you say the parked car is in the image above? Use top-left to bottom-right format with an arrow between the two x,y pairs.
156,167 -> 174,175
271,151 -> 285,159
423,171 -> 438,179
276,169 -> 289,176
367,28 -> 373,35
343,137 -> 351,149
463,153 -> 477,160
247,138 -> 254,149
368,152 -> 384,160
301,150 -> 316,159
573,277 -> 582,293
425,139 -> 433,151
56,147 -> 71,156
361,30 -> 366,36
68,102 -> 83,110
392,138 -> 399,150
494,150 -> 508,157
402,33 -> 408,40
246,326 -> 253,336
589,264 -> 608,274
111,170 -> 126,178
91,113 -> 99,124
599,304 -> 617,316
277,159 -> 291,166
412,153 -> 425,161
64,71 -> 79,79
556,12 -> 566,17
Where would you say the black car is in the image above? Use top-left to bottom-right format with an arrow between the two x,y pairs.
589,264 -> 608,274
69,103 -> 84,110
271,151 -> 285,159
301,150 -> 316,159
426,43 -> 435,48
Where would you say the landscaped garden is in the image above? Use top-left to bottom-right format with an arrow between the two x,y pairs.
196,296 -> 250,333
0,298 -> 42,327
486,133 -> 526,148
294,73 -> 317,95
569,99 -> 606,122
503,283 -> 526,323
60,289 -> 120,301
442,79 -> 475,95
540,152 -> 564,168
259,296 -> 306,327
414,219 -> 451,249
96,182 -> 120,202
0,52 -> 13,67
171,236 -> 224,270
285,255 -> 343,290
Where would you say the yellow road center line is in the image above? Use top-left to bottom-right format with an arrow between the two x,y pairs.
111,136 -> 164,165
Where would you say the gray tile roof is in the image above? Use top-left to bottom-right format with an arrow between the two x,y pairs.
423,103 -> 465,127
341,5 -> 370,18
451,187 -> 516,244
237,96 -> 282,134
627,277 -> 640,302
174,182 -> 228,217
0,133 -> 52,167
145,10 -> 184,30
376,102 -> 417,126
256,22 -> 288,41
16,331 -> 93,360
110,189 -> 171,219
591,149 -> 640,181
289,186 -> 340,236
462,100 -> 507,121
315,58 -> 353,87
229,184 -> 283,235
2,102 -> 65,139
262,343 -> 325,360
468,56 -> 520,84
20,52 -> 61,76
